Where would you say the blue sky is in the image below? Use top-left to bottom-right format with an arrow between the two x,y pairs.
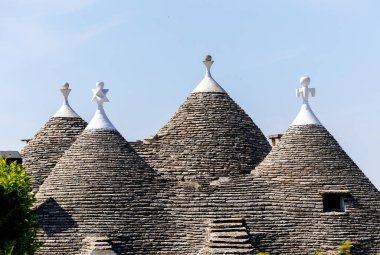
0,0 -> 379,189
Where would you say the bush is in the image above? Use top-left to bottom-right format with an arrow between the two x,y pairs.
0,157 -> 39,255
337,240 -> 352,255
259,240 -> 353,255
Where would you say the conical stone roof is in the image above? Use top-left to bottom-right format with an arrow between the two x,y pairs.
129,57 -> 271,254
35,82 -> 168,255
21,83 -> 87,191
250,77 -> 380,254
156,77 -> 380,255
251,125 -> 380,254
132,55 -> 271,181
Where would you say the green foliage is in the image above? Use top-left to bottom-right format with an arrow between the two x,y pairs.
0,157 -> 39,255
337,240 -> 352,255
259,240 -> 354,255
316,240 -> 352,255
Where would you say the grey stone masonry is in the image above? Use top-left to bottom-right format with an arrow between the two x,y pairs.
128,91 -> 272,254
29,87 -> 380,254
131,92 -> 271,181
250,124 -> 380,254
21,117 -> 87,191
35,129 -> 169,255
152,124 -> 380,255
151,174 -> 272,254
80,236 -> 117,255
201,218 -> 254,255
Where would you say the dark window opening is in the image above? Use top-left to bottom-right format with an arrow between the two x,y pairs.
323,193 -> 345,212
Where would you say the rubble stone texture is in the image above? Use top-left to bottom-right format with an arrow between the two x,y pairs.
129,90 -> 273,255
28,80 -> 379,254
169,124 -> 380,255
80,236 -> 117,255
35,130 -> 169,255
249,124 -> 380,254
31,117 -> 380,255
21,117 -> 87,191
202,218 -> 254,254
129,124 -> 380,255
131,91 -> 271,181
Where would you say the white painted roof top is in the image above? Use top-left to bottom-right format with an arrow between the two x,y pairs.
291,76 -> 322,126
86,82 -> 116,131
53,83 -> 81,118
192,55 -> 226,93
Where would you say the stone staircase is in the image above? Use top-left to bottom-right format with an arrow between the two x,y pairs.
205,217 -> 253,254
80,236 -> 116,255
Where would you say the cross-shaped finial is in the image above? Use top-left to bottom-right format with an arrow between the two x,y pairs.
60,82 -> 71,101
296,76 -> 315,104
91,82 -> 109,106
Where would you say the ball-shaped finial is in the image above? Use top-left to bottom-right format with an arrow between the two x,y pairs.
62,82 -> 70,89
300,76 -> 310,87
96,81 -> 104,89
205,55 -> 212,62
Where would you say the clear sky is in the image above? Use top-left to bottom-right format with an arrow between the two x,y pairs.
0,0 -> 379,189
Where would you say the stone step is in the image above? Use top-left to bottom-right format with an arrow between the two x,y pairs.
208,242 -> 253,248
204,218 -> 253,254
209,227 -> 247,232
209,222 -> 244,228
210,218 -> 244,224
210,232 -> 249,238
209,237 -> 250,243
208,247 -> 254,254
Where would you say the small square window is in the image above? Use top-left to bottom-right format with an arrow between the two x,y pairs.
323,193 -> 345,212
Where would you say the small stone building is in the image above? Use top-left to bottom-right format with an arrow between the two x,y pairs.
35,82 -> 169,254
22,57 -> 379,254
0,151 -> 22,165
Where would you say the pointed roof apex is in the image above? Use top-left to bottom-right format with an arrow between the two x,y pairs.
291,76 -> 322,126
85,81 -> 116,131
53,82 -> 81,118
192,55 -> 226,93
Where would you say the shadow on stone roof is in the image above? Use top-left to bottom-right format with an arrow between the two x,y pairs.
36,197 -> 77,236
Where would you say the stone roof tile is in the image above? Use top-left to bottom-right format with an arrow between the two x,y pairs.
21,84 -> 87,191
132,56 -> 271,181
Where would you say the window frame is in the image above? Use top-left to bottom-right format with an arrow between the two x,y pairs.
319,190 -> 350,214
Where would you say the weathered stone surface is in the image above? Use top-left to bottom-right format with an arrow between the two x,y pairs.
143,125 -> 380,255
131,92 -> 271,181
248,124 -> 380,254
29,92 -> 379,255
80,236 -> 116,255
35,130 -> 169,255
201,218 -> 254,255
21,117 -> 87,191
128,91 -> 272,254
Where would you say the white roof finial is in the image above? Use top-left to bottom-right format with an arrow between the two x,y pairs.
86,82 -> 116,130
61,82 -> 71,99
204,54 -> 214,75
291,76 -> 322,126
91,81 -> 110,106
192,55 -> 226,93
53,82 -> 80,118
296,76 -> 315,104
